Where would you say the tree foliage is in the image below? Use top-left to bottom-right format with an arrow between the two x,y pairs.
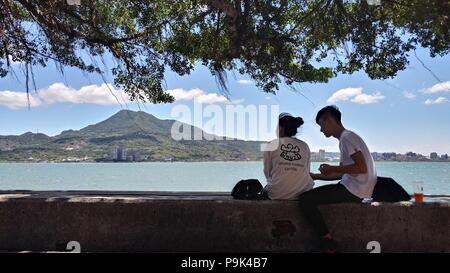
1,0 -> 449,103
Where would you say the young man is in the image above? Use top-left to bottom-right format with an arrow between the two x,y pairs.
298,105 -> 377,252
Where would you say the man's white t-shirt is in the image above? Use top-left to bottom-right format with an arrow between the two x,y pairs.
339,130 -> 377,199
263,137 -> 314,200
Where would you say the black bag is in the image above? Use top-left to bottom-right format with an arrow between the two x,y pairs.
372,176 -> 411,202
231,179 -> 266,200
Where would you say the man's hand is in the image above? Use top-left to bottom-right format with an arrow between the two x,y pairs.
319,164 -> 335,176
319,151 -> 368,176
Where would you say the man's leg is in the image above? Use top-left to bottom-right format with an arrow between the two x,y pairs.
298,183 -> 361,237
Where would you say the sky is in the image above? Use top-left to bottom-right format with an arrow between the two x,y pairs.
1,47 -> 450,155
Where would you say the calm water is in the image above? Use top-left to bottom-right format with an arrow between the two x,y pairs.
0,162 -> 449,194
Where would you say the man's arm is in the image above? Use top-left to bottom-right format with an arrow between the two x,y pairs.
319,151 -> 368,175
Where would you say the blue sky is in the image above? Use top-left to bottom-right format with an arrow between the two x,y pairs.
1,47 -> 449,155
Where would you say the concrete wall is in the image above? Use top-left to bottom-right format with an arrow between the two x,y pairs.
0,191 -> 449,253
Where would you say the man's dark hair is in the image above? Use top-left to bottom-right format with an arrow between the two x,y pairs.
315,105 -> 342,124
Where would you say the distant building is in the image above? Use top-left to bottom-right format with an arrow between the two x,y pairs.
318,149 -> 325,161
382,152 -> 397,160
416,154 -> 426,161
371,152 -> 381,161
441,154 -> 449,160
109,147 -> 142,162
430,152 -> 438,160
110,147 -> 124,161
125,149 -> 142,162
109,147 -> 142,161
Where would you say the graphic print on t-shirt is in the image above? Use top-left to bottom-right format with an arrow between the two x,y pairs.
280,143 -> 302,161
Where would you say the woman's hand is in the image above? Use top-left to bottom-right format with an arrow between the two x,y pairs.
310,171 -> 342,181
310,172 -> 320,180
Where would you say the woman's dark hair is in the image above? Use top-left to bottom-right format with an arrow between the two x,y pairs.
315,105 -> 342,124
279,116 -> 304,137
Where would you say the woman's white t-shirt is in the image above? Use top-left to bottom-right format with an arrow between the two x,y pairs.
263,137 -> 314,200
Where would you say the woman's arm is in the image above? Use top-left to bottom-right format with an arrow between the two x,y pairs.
310,172 -> 343,181
263,151 -> 272,179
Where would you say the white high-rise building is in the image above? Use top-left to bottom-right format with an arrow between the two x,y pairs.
319,149 -> 325,161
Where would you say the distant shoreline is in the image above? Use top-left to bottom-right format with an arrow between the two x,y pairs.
1,160 -> 450,164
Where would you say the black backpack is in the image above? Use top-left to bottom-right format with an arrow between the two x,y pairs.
372,176 -> 411,202
231,179 -> 266,200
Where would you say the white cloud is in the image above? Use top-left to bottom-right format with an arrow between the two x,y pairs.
421,81 -> 450,94
38,83 -> 129,105
351,92 -> 385,104
0,84 -> 242,110
237,79 -> 253,85
424,97 -> 448,105
327,87 -> 362,103
327,87 -> 384,104
166,88 -> 237,104
0,90 -> 42,109
403,91 -> 416,99
0,83 -> 130,110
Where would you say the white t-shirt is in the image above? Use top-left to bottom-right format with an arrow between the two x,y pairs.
263,137 -> 314,200
339,130 -> 377,199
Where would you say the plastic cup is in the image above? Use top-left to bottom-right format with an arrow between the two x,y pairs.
412,181 -> 424,202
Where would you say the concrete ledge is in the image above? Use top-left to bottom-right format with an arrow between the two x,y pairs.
0,191 -> 449,253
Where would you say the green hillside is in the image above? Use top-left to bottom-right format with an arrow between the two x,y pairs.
0,110 -> 264,162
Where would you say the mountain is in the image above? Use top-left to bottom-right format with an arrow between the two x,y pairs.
0,110 -> 264,162
58,110 -> 174,138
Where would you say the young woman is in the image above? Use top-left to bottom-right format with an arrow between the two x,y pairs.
263,112 -> 314,200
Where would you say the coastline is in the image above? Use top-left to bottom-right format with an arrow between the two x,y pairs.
1,160 -> 450,164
